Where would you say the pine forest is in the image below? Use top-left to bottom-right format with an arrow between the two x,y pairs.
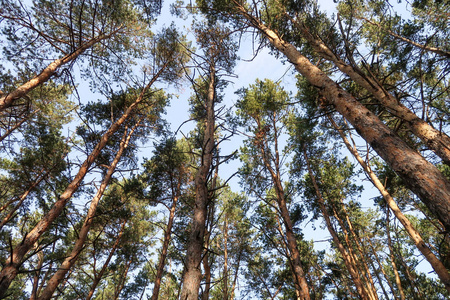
0,0 -> 449,299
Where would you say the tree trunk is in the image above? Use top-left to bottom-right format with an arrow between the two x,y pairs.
287,12 -> 450,165
113,258 -> 132,300
340,203 -> 379,299
180,65 -> 216,300
259,121 -> 310,299
36,123 -> 138,300
85,219 -> 127,300
0,30 -> 121,111
223,216 -> 229,300
29,243 -> 44,300
304,150 -> 371,300
332,208 -> 377,300
367,238 -> 399,300
386,208 -> 406,300
151,192 -> 179,300
235,5 -> 450,232
328,115 -> 450,292
0,65 -> 166,299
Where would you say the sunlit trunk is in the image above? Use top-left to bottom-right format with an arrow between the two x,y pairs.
0,66 -> 166,298
180,65 -> 215,300
85,220 -> 127,300
328,115 -> 450,292
235,4 -> 450,232
36,123 -> 138,300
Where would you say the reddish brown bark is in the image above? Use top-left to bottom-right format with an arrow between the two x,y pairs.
233,4 -> 450,232
304,151 -> 372,300
222,217 -> 229,300
180,65 -> 216,300
255,117 -> 310,299
367,238 -> 399,300
0,66 -> 166,298
36,123 -> 138,300
386,208 -> 406,300
85,219 -> 127,300
282,9 -> 450,165
0,29 -> 122,112
113,258 -> 132,300
329,116 -> 450,292
151,193 -> 179,300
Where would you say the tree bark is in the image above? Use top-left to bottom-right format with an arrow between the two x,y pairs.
0,66 -> 166,299
304,150 -> 372,300
234,5 -> 450,232
386,207 -> 406,300
367,238 -> 399,300
180,64 -> 215,300
0,30 -> 121,112
85,219 -> 127,300
223,216 -> 229,300
151,193 -> 179,300
332,208 -> 377,300
285,10 -> 450,165
328,115 -> 450,292
36,122 -> 138,300
258,117 -> 310,300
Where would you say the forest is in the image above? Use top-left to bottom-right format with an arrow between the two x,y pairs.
0,0 -> 449,299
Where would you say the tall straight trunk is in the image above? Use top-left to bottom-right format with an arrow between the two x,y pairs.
0,66 -> 166,298
328,115 -> 450,292
151,193 -> 179,300
235,4 -> 450,232
0,29 -> 121,111
258,120 -> 310,300
366,252 -> 391,300
29,245 -> 44,300
180,65 -> 216,300
273,212 -> 301,300
36,123 -> 138,300
386,208 -> 406,300
230,250 -> 242,300
201,227 -> 211,300
287,12 -> 450,164
223,216 -> 229,300
367,238 -> 399,300
332,208 -> 378,300
304,151 -> 371,300
85,219 -> 127,300
340,203 -> 379,299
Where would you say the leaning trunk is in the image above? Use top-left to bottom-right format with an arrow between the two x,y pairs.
85,219 -> 127,300
328,115 -> 450,292
304,151 -> 372,300
236,8 -> 450,232
290,16 -> 450,164
0,66 -> 166,298
36,123 -> 138,300
0,30 -> 120,111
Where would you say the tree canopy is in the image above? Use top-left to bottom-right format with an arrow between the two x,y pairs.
0,0 -> 449,299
